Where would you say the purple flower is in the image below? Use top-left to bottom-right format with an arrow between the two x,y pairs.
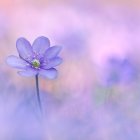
105,57 -> 137,86
6,36 -> 63,79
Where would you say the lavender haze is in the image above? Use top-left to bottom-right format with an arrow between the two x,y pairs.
0,0 -> 140,139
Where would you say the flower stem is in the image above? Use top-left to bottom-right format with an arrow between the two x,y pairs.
35,75 -> 42,112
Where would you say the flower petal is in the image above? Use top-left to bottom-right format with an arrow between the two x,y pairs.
32,36 -> 50,56
16,37 -> 33,60
18,68 -> 38,77
44,45 -> 62,60
42,57 -> 63,69
39,68 -> 57,79
6,55 -> 29,69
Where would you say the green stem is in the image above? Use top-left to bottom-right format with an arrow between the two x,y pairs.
35,75 -> 42,112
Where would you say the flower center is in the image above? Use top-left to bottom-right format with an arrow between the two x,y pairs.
32,59 -> 40,68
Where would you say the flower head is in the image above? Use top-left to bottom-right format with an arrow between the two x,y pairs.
105,57 -> 137,86
6,36 -> 63,79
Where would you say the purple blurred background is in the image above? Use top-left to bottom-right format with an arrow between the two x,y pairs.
1,0 -> 140,139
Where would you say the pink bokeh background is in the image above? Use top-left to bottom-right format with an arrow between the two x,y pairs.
0,0 -> 140,139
